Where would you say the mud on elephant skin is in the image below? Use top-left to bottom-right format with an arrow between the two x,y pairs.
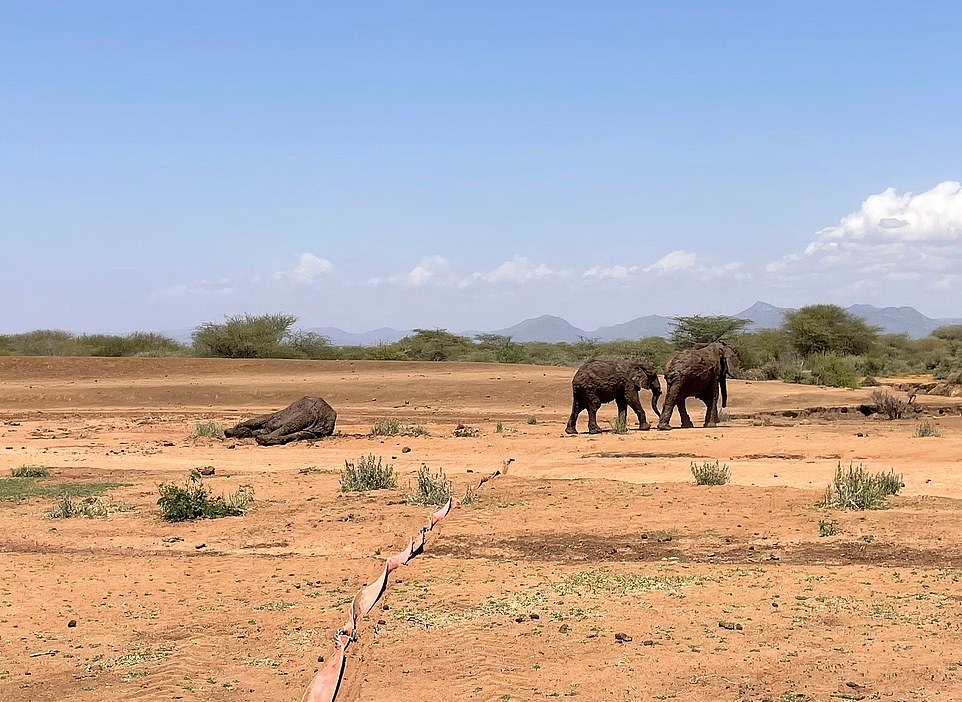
565,359 -> 662,434
225,396 -> 337,446
657,340 -> 740,430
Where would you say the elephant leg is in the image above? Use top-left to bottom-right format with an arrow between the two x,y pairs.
701,387 -> 719,427
678,397 -> 694,429
565,393 -> 583,434
657,384 -> 681,430
256,429 -> 319,446
585,393 -> 603,434
615,397 -> 628,428
626,391 -> 649,430
224,412 -> 273,438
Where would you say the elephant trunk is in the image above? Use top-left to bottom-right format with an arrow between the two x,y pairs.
719,357 -> 729,408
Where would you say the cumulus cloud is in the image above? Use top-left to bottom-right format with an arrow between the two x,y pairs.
583,264 -> 638,279
767,181 -> 962,289
286,253 -> 333,283
476,256 -> 557,284
643,250 -> 699,274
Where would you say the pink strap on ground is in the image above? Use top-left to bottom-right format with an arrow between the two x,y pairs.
299,466 -> 505,701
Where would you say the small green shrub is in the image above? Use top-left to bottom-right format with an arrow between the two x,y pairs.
607,415 -> 628,434
157,472 -> 253,521
453,423 -> 481,438
808,353 -> 860,388
818,519 -> 842,537
49,495 -> 132,519
370,418 -> 428,437
691,460 -> 730,486
915,421 -> 940,437
339,455 -> 397,492
407,465 -> 453,506
871,389 -> 906,420
11,465 -> 49,478
527,416 -> 538,425
821,462 -> 903,510
194,421 -> 225,439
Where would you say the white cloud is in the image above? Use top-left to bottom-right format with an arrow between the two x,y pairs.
406,255 -> 452,286
289,253 -> 333,283
583,264 -> 638,279
479,256 -> 556,284
643,250 -> 698,274
767,181 -> 962,290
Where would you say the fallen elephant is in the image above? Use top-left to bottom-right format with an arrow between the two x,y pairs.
224,396 -> 336,446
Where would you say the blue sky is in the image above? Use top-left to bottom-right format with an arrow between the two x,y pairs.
3,2 -> 961,333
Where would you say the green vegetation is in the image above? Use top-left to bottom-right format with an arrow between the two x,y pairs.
818,519 -> 842,537
871,389 -> 907,419
607,414 -> 629,434
49,494 -> 133,519
194,421 -> 225,439
0,478 -> 123,501
2,307 -> 959,386
915,421 -> 940,437
691,460 -> 730,486
407,465 -> 453,506
370,418 -> 428,437
10,465 -> 49,478
157,472 -> 253,521
821,462 -> 903,511
339,455 -> 397,492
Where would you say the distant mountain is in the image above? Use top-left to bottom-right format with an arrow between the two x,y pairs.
490,315 -> 588,343
292,302 -> 960,346
845,305 -> 961,338
735,301 -> 795,330
593,315 -> 672,340
309,326 -> 411,346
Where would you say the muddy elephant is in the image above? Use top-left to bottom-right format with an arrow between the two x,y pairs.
657,341 -> 739,430
565,359 -> 662,434
224,396 -> 336,445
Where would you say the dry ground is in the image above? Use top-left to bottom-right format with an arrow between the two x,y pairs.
1,357 -> 962,702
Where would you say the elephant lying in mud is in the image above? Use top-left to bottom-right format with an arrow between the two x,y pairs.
657,341 -> 740,430
565,359 -> 662,434
224,396 -> 337,445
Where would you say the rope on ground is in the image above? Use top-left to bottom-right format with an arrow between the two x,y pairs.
299,460 -> 511,702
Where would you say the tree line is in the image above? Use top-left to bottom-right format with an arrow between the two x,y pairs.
2,307 -> 960,387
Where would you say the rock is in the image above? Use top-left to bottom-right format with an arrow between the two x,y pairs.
195,465 -> 215,476
67,619 -> 77,628
614,632 -> 632,643
718,621 -> 743,630
401,446 -> 411,453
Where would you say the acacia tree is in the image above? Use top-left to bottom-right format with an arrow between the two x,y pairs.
782,305 -> 878,356
668,315 -> 750,348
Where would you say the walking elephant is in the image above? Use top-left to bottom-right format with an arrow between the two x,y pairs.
657,341 -> 739,430
565,359 -> 662,434
224,396 -> 337,445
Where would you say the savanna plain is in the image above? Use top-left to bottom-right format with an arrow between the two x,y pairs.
2,357 -> 962,702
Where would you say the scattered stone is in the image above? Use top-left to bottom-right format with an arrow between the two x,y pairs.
67,620 -> 77,628
401,447 -> 411,453
614,632 -> 632,643
528,613 -> 539,620
195,543 -> 206,550
718,621 -> 743,631
195,465 -> 215,476
558,624 -> 570,634
162,537 -> 184,544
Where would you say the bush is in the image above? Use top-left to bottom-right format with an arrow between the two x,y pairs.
192,313 -> 299,358
370,418 -> 428,437
668,315 -> 750,348
157,472 -> 253,521
808,353 -> 860,388
194,421 -> 225,439
49,495 -> 130,519
11,465 -> 49,478
691,460 -> 730,486
821,463 -> 903,510
915,421 -> 940,438
818,519 -> 842,537
340,455 -> 397,492
407,466 -> 453,506
862,376 -> 879,387
871,389 -> 907,419
607,415 -> 628,434
783,305 -> 879,356
527,416 -> 538,425
453,423 -> 481,438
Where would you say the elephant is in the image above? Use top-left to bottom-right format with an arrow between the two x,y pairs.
657,341 -> 740,430
224,396 -> 337,445
565,359 -> 662,434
